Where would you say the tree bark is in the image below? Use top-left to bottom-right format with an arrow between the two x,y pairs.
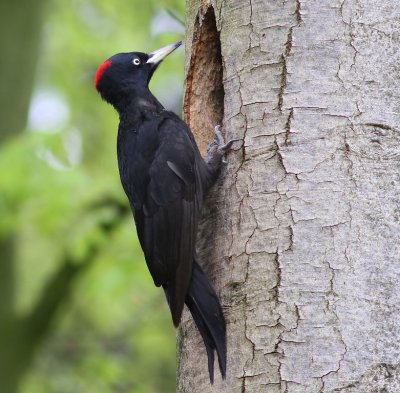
178,0 -> 400,392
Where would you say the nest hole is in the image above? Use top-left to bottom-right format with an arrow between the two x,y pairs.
184,6 -> 224,156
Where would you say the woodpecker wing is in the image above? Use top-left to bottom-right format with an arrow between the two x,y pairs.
134,116 -> 202,326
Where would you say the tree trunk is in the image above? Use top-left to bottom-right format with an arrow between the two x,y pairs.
178,0 -> 400,392
0,1 -> 48,392
0,0 -> 47,142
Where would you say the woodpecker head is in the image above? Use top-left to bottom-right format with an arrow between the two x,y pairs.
95,41 -> 182,107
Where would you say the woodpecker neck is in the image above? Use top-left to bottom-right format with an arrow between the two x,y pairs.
117,89 -> 165,124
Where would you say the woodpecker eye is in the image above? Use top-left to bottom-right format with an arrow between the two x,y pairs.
133,58 -> 141,66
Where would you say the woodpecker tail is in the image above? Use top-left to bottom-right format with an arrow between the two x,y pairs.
185,260 -> 227,383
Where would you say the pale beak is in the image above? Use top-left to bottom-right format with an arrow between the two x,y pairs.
146,41 -> 182,65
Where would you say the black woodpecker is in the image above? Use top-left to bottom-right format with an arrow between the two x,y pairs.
95,41 -> 230,382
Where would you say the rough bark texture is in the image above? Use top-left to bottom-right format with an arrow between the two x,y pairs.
178,0 -> 400,392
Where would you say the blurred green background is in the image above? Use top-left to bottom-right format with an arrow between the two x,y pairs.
0,1 -> 185,392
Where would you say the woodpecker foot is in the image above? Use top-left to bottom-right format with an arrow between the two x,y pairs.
207,125 -> 234,164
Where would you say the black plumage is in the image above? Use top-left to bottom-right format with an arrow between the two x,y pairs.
95,41 -> 229,382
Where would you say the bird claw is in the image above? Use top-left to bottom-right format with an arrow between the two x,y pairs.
214,125 -> 225,146
214,125 -> 234,156
207,125 -> 234,158
207,125 -> 235,165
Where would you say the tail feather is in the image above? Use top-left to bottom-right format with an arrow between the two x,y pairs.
185,260 -> 227,383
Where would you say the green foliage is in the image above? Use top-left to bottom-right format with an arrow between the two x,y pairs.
0,0 -> 185,391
